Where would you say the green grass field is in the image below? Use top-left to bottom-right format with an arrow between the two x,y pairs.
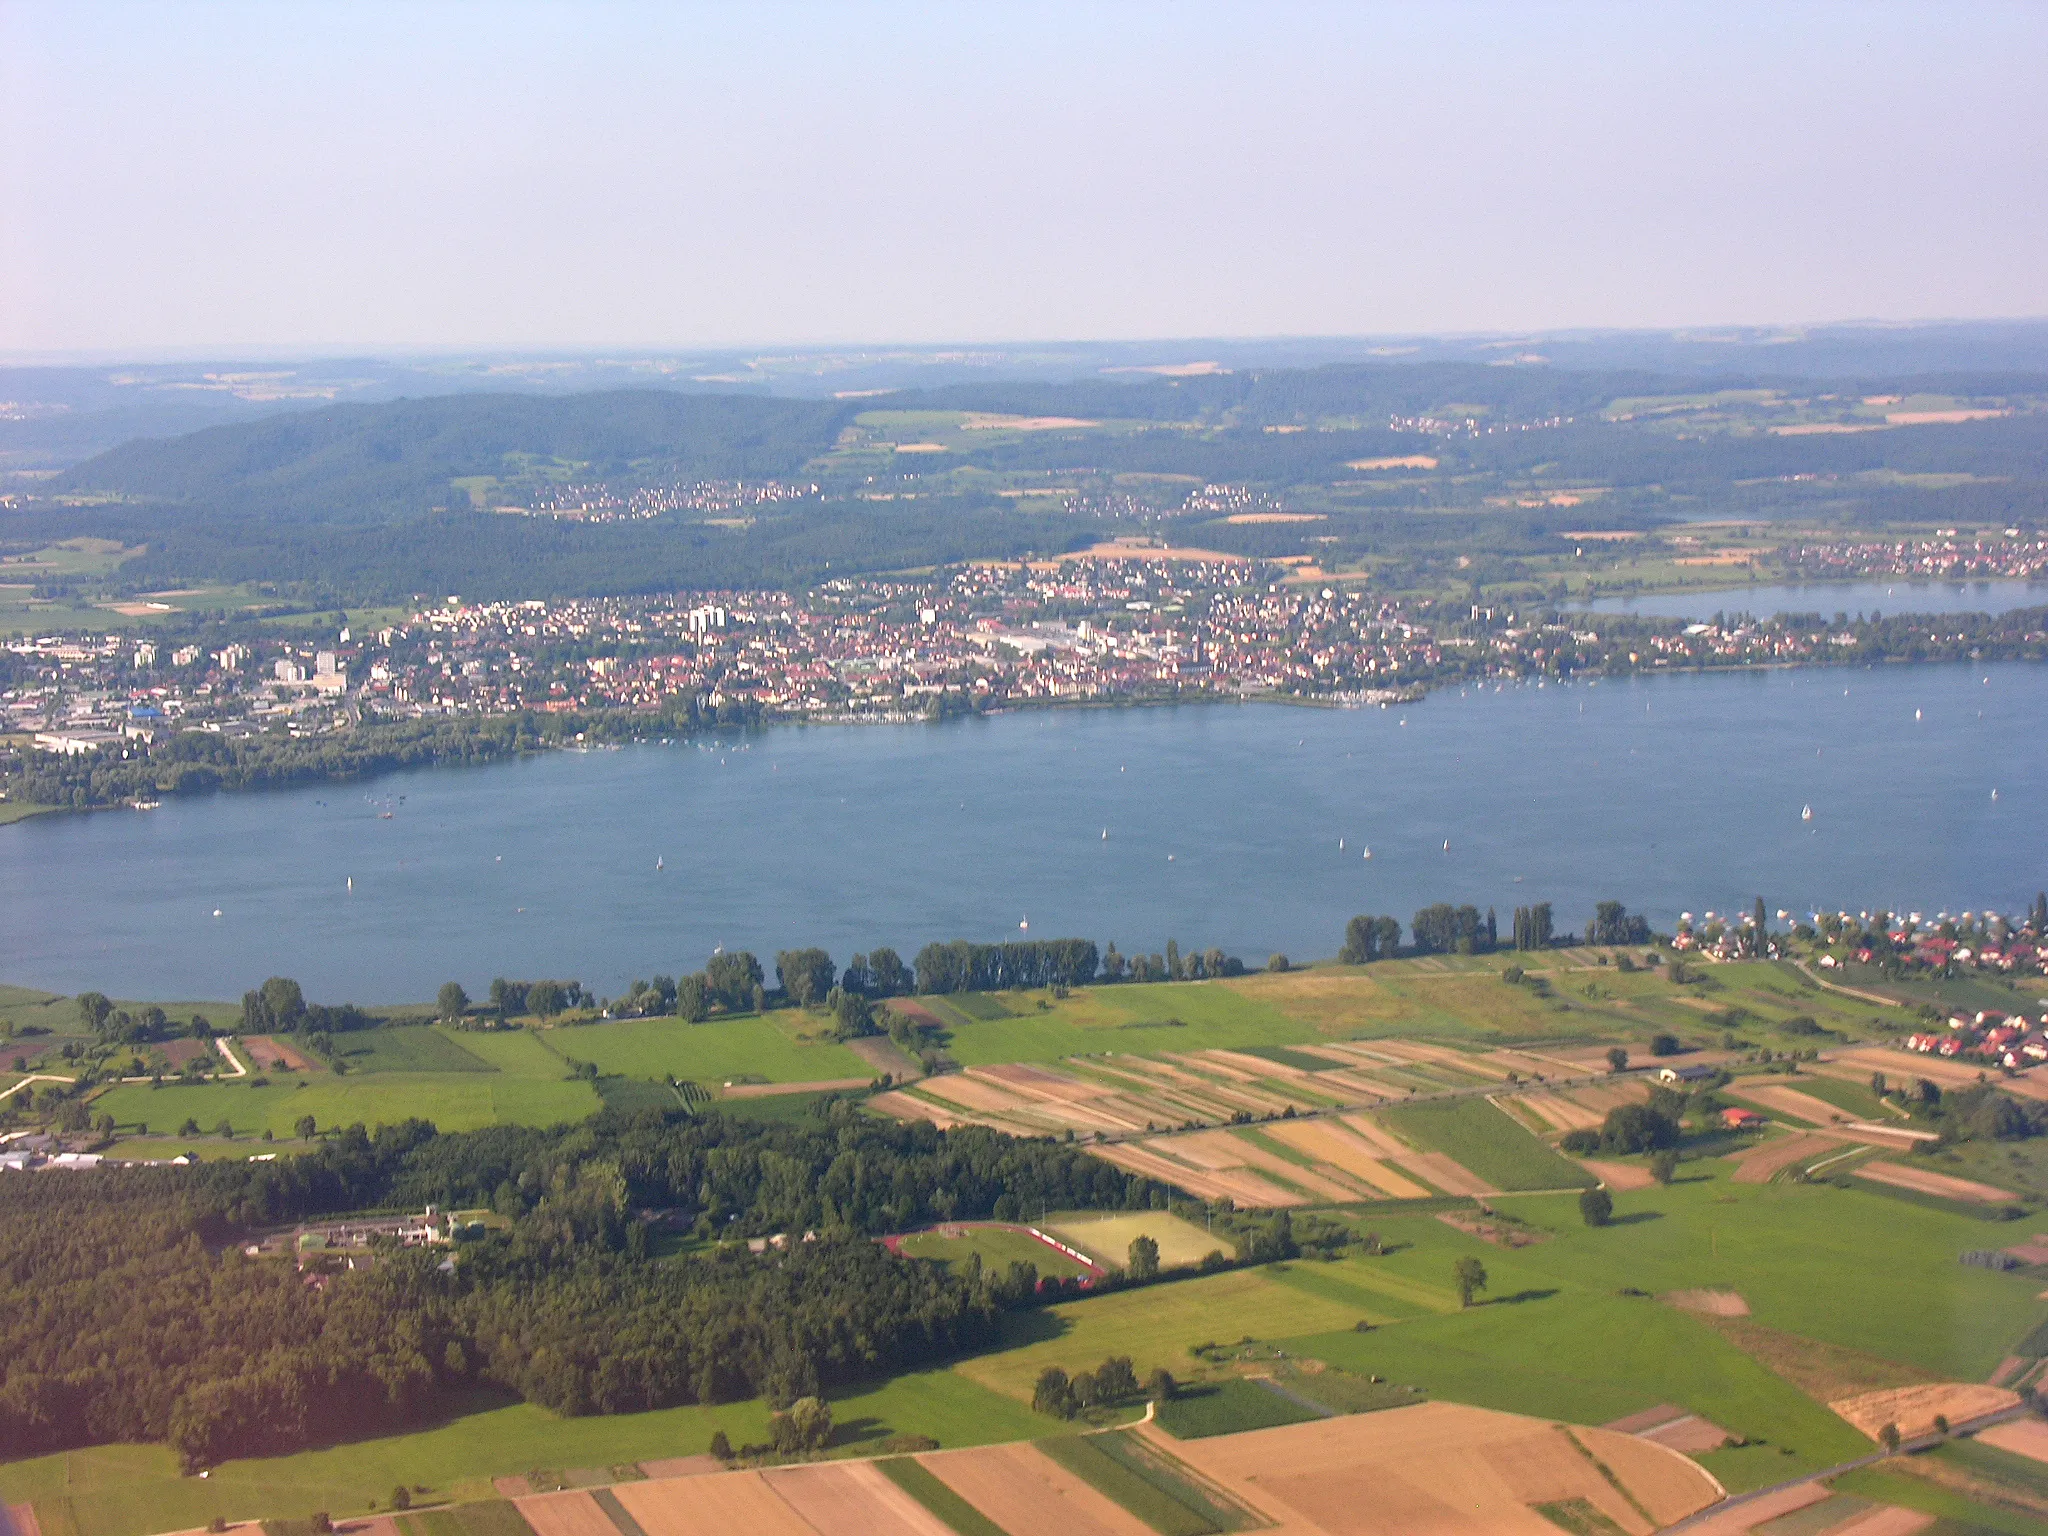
950,1266 -> 1375,1403
334,1028 -> 495,1074
1035,1433 -> 1227,1535
93,1069 -> 598,1138
1153,1379 -> 1324,1440
1379,1097 -> 1595,1190
537,1015 -> 868,1084
0,1369 -> 1041,1536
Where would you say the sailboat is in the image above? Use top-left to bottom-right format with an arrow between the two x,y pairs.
1019,917 -> 1029,931
1362,847 -> 1372,860
1101,828 -> 1108,840
346,876 -> 353,892
1801,805 -> 1813,822
1338,838 -> 1345,851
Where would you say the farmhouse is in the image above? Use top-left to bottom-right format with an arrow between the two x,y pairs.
1721,1107 -> 1765,1129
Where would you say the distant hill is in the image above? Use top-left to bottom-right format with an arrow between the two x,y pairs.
53,389 -> 853,523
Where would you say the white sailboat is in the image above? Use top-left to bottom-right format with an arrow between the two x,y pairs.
1801,805 -> 1813,822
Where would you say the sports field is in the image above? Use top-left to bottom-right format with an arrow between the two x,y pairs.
895,1224 -> 1095,1280
1043,1210 -> 1223,1270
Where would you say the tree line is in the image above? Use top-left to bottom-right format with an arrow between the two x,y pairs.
1340,898 -> 1648,962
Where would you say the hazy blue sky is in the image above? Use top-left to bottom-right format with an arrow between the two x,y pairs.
3,0 -> 2044,355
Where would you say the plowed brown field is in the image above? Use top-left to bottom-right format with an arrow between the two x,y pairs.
1856,1161 -> 2015,1204
512,1492 -> 618,1536
611,1471 -> 815,1536
1149,1401 -> 1719,1535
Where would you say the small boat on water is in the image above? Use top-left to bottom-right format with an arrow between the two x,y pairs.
1802,805 -> 1813,822
1363,847 -> 1372,859
655,856 -> 664,871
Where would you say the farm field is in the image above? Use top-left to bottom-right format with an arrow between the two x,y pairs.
91,1033 -> 601,1138
950,1265 -> 1376,1404
0,1370 -> 1041,1536
1144,1402 -> 1720,1534
1378,1096 -> 1596,1191
533,1016 -> 869,1087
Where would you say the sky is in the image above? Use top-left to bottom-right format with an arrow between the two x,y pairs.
2,0 -> 2045,356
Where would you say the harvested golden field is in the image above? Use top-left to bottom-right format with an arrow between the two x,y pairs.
1088,1140 -> 1306,1207
1150,1401 -> 1719,1535
1830,1383 -> 2018,1441
1262,1117 -> 1432,1198
1856,1161 -> 2016,1204
920,1443 -> 1153,1536
513,1491 -> 622,1536
611,1470 -> 817,1536
760,1461 -> 954,1536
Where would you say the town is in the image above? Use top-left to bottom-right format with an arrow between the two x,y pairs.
9,552 -> 2047,784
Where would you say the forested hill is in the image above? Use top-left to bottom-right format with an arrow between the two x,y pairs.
26,361 -> 2048,604
55,390 -> 856,523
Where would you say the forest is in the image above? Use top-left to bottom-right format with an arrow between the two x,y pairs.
0,1106 -> 1159,1469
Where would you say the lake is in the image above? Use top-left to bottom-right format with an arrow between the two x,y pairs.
4,662 -> 2044,1003
1571,579 -> 2048,621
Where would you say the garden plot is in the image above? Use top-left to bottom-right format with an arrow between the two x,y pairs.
867,1089 -> 972,1128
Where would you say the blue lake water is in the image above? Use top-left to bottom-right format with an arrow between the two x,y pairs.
5,662 -> 2045,1004
1570,579 -> 2048,621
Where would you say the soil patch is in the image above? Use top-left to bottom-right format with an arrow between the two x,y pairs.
1665,1288 -> 1751,1318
